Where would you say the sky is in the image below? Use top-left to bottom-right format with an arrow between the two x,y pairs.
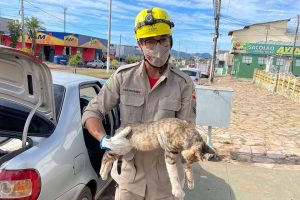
1,0 -> 300,54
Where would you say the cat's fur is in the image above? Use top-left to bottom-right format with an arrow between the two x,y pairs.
100,118 -> 216,199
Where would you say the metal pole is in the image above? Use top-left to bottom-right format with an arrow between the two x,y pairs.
119,34 -> 121,63
20,0 -> 25,48
106,0 -> 112,73
207,126 -> 212,146
291,14 -> 299,74
265,25 -> 270,43
64,7 -> 67,33
209,0 -> 221,83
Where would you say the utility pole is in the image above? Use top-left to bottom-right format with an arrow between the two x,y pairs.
20,0 -> 25,48
64,7 -> 67,33
176,40 -> 180,66
291,14 -> 299,74
119,34 -> 121,63
209,0 -> 221,83
265,25 -> 270,43
106,0 -> 112,73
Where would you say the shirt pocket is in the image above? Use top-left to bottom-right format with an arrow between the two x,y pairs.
157,97 -> 181,119
120,94 -> 145,123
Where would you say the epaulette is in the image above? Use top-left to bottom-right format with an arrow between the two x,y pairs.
115,62 -> 141,74
169,65 -> 192,83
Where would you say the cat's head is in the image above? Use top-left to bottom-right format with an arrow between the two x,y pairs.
181,132 -> 216,164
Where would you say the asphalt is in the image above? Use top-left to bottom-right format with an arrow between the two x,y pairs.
99,160 -> 300,200
184,161 -> 300,200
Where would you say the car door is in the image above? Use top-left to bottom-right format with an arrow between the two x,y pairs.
79,82 -> 116,174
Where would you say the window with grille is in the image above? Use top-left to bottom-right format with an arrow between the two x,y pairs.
276,58 -> 284,66
258,57 -> 266,64
242,56 -> 252,64
295,59 -> 300,67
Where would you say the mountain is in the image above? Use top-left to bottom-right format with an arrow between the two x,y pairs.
171,50 -> 211,59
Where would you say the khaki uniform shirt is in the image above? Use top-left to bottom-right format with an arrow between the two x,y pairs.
82,61 -> 196,199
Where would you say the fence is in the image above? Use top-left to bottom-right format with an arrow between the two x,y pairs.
253,69 -> 300,102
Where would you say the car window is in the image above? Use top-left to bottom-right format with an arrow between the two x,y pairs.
182,70 -> 197,76
79,84 -> 100,112
80,86 -> 98,100
53,84 -> 65,121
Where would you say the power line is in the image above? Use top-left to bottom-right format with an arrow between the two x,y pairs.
24,0 -> 64,22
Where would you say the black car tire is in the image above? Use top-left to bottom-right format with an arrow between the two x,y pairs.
77,186 -> 92,200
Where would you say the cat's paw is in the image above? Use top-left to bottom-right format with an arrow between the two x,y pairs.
172,187 -> 185,200
99,165 -> 108,180
99,169 -> 108,180
188,179 -> 194,190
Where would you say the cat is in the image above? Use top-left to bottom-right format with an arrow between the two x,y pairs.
99,118 -> 216,199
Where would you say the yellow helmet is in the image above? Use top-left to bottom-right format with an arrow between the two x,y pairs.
134,7 -> 174,39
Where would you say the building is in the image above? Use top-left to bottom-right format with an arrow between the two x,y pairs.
0,17 -> 107,62
216,50 -> 234,75
0,17 -> 10,34
228,19 -> 300,78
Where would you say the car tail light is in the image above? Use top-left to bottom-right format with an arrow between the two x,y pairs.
0,169 -> 41,200
194,78 -> 199,82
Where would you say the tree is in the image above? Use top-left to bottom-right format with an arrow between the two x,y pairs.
68,53 -> 83,66
124,55 -> 139,64
6,20 -> 21,48
25,17 -> 45,54
111,59 -> 119,69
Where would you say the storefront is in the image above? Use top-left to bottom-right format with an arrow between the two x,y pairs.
231,41 -> 300,78
1,31 -> 107,62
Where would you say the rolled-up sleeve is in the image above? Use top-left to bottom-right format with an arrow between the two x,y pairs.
176,79 -> 196,124
81,72 -> 121,126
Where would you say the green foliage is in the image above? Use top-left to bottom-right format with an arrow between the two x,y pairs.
111,59 -> 119,68
7,20 -> 21,48
21,47 -> 34,55
68,53 -> 83,66
124,56 -> 139,64
25,17 -> 45,54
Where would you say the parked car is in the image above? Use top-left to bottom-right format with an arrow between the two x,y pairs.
86,60 -> 104,68
180,68 -> 202,84
0,46 -> 120,200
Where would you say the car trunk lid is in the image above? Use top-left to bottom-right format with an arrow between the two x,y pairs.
0,46 -> 56,123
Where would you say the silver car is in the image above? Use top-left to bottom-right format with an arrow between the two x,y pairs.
0,46 -> 119,199
180,68 -> 202,85
86,60 -> 104,68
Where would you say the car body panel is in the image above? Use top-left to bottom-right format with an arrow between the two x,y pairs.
0,46 -> 56,122
0,46 -> 113,200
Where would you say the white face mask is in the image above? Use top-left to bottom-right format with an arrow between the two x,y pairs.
141,43 -> 170,68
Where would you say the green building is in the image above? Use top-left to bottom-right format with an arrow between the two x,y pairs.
228,19 -> 300,78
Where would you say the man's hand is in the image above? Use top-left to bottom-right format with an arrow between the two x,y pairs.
100,127 -> 132,155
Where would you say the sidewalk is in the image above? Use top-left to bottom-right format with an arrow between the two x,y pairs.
185,161 -> 300,200
197,76 -> 300,170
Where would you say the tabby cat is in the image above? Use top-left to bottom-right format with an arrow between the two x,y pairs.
100,118 -> 216,199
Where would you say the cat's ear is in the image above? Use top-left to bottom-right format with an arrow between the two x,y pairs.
181,145 -> 197,160
182,145 -> 203,162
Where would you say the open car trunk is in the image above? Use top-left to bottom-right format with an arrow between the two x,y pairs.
0,136 -> 33,165
0,46 -> 56,166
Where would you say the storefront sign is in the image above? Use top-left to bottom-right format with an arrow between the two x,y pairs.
232,41 -> 300,56
64,34 -> 78,46
19,31 -> 106,49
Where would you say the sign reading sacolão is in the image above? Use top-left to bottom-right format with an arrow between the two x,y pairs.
231,41 -> 300,56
